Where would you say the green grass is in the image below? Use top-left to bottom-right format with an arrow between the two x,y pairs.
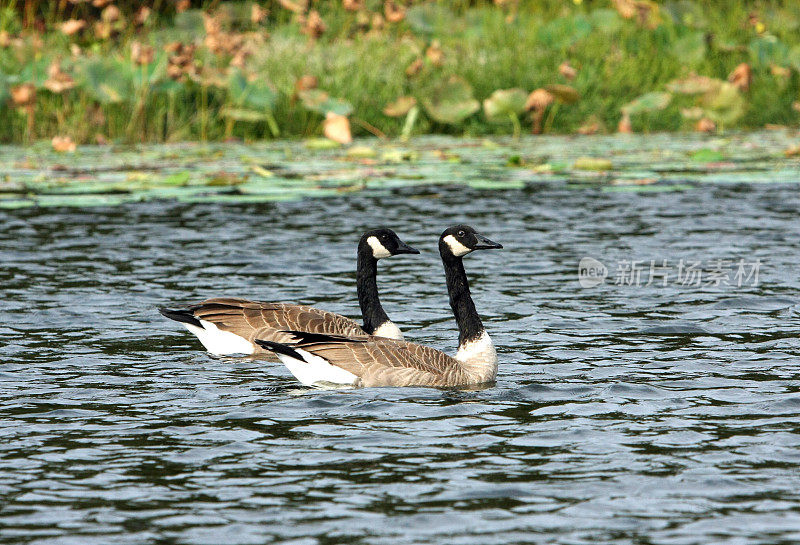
0,0 -> 799,144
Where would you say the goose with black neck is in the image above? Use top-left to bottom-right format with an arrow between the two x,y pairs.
159,228 -> 419,357
254,225 -> 502,388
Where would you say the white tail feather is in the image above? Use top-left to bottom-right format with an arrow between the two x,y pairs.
184,320 -> 255,356
275,348 -> 359,388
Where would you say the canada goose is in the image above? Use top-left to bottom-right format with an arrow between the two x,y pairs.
159,228 -> 419,356
254,225 -> 502,388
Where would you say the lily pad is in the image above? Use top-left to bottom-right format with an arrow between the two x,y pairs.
298,89 -> 353,116
383,96 -> 417,117
574,157 -> 613,171
421,76 -> 480,125
483,88 -> 528,121
622,92 -> 672,115
544,84 -> 579,104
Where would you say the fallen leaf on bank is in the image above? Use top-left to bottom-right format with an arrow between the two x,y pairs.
426,40 -> 444,65
793,102 -> 800,113
406,58 -> 423,77
384,0 -> 406,23
559,61 -> 577,80
324,112 -> 352,144
343,0 -> 364,11
295,75 -> 318,93
131,41 -> 154,65
59,19 -> 86,36
278,0 -> 306,13
383,96 -> 417,117
728,63 -> 751,92
301,10 -> 326,39
574,157 -> 612,171
618,112 -> 632,133
251,4 -> 268,24
44,61 -> 76,93
52,136 -> 77,153
101,5 -> 121,23
0,30 -> 10,47
11,83 -> 36,107
134,6 -> 151,25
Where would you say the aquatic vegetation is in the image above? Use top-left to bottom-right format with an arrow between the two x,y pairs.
1,131 -> 798,208
0,1 -> 799,144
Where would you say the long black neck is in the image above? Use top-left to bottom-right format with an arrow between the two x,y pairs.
357,245 -> 390,334
441,248 -> 484,347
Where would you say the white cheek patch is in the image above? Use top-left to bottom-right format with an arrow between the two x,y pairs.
367,236 -> 392,259
443,234 -> 472,257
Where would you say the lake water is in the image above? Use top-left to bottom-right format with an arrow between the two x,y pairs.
2,134 -> 800,544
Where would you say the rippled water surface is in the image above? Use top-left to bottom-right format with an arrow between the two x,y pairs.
3,135 -> 800,544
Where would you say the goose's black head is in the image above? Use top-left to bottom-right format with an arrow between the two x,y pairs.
359,228 -> 420,260
439,224 -> 503,258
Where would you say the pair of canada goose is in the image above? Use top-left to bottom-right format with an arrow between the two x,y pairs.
160,225 -> 502,388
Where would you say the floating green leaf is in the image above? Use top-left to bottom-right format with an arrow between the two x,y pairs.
574,157 -> 613,171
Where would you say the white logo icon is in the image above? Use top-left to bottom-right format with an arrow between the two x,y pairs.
578,257 -> 607,288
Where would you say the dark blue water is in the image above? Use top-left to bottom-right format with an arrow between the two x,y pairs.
3,181 -> 800,544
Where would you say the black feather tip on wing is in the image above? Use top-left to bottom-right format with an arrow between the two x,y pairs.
159,307 -> 202,327
254,339 -> 309,362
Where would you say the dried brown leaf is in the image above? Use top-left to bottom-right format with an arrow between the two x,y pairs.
11,83 -> 36,107
384,0 -> 406,23
323,112 -> 352,144
559,61 -> 577,81
695,118 -> 716,132
525,89 -> 554,111
278,0 -> 307,14
52,136 -> 77,153
134,6 -> 151,25
405,57 -> 423,77
728,63 -> 751,92
131,42 -> 154,65
101,5 -> 121,23
618,112 -> 632,133
59,19 -> 86,36
251,4 -> 268,24
426,40 -> 444,66
301,10 -> 326,39
343,0 -> 364,10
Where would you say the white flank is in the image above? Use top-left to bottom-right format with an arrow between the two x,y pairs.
455,330 -> 497,370
372,320 -> 404,340
443,234 -> 471,257
276,348 -> 359,388
184,320 -> 255,356
367,236 -> 392,259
